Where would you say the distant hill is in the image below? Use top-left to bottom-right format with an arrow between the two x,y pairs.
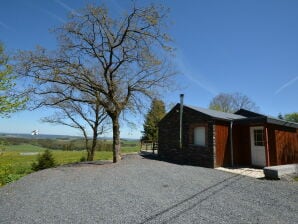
0,133 -> 139,141
0,133 -> 80,140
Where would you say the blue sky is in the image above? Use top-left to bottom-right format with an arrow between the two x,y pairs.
0,0 -> 297,138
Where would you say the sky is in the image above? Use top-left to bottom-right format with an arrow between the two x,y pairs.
0,0 -> 297,138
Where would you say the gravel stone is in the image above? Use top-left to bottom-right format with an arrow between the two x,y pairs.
0,154 -> 297,224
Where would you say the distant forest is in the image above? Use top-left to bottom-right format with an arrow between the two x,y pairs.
0,136 -> 138,152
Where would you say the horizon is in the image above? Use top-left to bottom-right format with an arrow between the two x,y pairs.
0,0 -> 297,138
0,132 -> 140,140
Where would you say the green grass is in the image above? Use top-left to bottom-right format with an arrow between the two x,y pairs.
0,142 -> 139,187
5,144 -> 48,152
293,177 -> 298,181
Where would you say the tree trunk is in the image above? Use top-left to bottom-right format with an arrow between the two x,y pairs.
89,126 -> 99,161
112,116 -> 121,163
87,150 -> 94,161
85,137 -> 94,161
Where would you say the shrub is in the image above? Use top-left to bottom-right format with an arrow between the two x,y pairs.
80,156 -> 86,162
0,173 -> 23,185
0,165 -> 24,186
31,150 -> 56,171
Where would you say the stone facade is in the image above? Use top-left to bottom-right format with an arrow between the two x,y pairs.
158,104 -> 217,168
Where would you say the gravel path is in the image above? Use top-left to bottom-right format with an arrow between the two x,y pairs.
1,154 -> 297,224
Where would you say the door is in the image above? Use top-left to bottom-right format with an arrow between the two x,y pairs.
250,126 -> 266,167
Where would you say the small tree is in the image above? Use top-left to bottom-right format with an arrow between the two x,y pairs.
31,150 -> 56,171
209,92 -> 258,113
0,43 -> 26,117
142,99 -> 166,142
284,113 -> 298,123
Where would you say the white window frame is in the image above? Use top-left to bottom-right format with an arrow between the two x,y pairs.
194,126 -> 206,146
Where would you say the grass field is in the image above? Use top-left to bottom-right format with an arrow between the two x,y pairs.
0,141 -> 140,187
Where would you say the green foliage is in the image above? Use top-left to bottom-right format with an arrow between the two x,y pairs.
31,150 -> 56,171
80,156 -> 87,162
96,141 -> 113,151
0,140 -> 8,155
1,174 -> 23,185
284,113 -> 298,123
0,164 -> 30,186
277,112 -> 298,123
0,43 -> 27,117
142,99 -> 166,141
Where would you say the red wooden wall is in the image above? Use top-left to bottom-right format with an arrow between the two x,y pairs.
268,125 -> 298,165
215,124 -> 230,167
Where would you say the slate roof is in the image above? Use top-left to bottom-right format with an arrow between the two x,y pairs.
186,105 -> 246,121
235,109 -> 298,129
184,105 -> 298,128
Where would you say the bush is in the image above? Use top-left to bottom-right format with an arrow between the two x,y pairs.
0,173 -> 23,185
0,165 -> 25,186
31,150 -> 56,171
80,156 -> 86,162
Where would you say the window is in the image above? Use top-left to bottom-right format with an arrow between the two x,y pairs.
254,129 -> 264,146
194,127 -> 206,146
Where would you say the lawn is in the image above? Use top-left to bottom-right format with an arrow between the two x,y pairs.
5,143 -> 48,152
0,142 -> 139,186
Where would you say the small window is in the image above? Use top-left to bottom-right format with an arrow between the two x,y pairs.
194,126 -> 206,146
254,129 -> 264,146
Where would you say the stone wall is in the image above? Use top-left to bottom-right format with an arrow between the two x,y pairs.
158,104 -> 217,168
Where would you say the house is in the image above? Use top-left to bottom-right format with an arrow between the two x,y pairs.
158,103 -> 298,168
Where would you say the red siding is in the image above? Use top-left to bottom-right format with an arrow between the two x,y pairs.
266,125 -> 277,165
215,125 -> 230,167
273,126 -> 298,165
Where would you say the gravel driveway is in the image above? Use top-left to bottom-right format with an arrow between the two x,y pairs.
0,154 -> 297,224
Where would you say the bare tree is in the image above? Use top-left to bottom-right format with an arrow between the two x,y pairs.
42,100 -> 108,161
209,92 -> 258,113
16,3 -> 175,162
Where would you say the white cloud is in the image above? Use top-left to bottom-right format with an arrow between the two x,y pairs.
175,49 -> 218,96
54,0 -> 81,16
275,76 -> 298,95
0,21 -> 15,32
41,9 -> 66,23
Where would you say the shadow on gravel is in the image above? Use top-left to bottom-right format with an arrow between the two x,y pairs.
61,160 -> 113,167
138,172 -> 246,224
139,152 -> 200,167
139,152 -> 161,161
